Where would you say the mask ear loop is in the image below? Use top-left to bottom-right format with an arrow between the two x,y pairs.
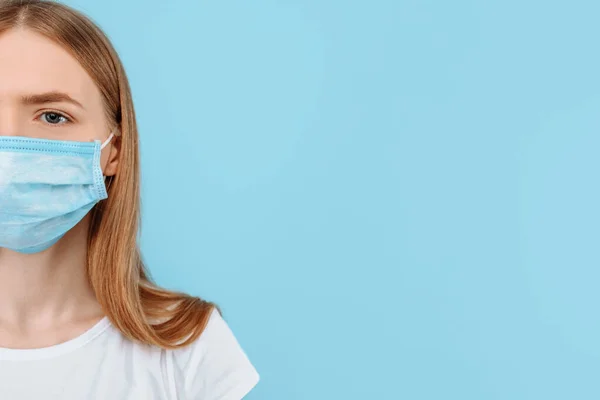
101,133 -> 115,150
90,131 -> 118,240
101,131 -> 117,192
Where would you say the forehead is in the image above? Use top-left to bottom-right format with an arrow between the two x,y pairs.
0,28 -> 100,104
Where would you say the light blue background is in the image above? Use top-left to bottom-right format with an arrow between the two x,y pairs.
65,0 -> 600,399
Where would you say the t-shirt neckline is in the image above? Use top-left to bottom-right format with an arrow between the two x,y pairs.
0,316 -> 111,361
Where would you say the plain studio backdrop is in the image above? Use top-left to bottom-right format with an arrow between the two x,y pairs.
62,0 -> 600,399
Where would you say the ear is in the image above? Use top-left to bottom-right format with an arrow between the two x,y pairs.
102,134 -> 120,177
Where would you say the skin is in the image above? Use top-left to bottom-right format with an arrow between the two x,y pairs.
0,28 -> 120,349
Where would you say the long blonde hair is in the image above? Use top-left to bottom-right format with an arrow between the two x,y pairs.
0,0 -> 215,349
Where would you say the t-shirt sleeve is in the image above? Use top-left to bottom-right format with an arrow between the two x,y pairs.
172,308 -> 260,400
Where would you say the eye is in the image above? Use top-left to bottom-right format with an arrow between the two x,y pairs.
39,111 -> 71,125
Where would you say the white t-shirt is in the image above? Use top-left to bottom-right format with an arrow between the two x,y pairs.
0,308 -> 259,399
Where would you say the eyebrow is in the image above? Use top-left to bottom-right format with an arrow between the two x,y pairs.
21,91 -> 85,110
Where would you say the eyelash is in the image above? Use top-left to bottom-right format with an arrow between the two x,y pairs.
37,110 -> 74,126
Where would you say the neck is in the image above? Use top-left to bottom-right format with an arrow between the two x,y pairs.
0,215 -> 103,332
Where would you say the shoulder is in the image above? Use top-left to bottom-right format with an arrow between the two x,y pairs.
168,308 -> 260,400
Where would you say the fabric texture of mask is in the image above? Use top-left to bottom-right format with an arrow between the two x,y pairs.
0,135 -> 112,254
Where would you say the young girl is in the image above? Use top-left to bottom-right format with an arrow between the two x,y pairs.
0,0 -> 259,398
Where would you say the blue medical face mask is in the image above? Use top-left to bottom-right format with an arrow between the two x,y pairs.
0,134 -> 114,254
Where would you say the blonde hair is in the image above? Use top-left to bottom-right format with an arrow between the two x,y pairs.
0,0 -> 216,349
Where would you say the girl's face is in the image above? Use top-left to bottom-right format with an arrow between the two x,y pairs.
0,28 -> 118,176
